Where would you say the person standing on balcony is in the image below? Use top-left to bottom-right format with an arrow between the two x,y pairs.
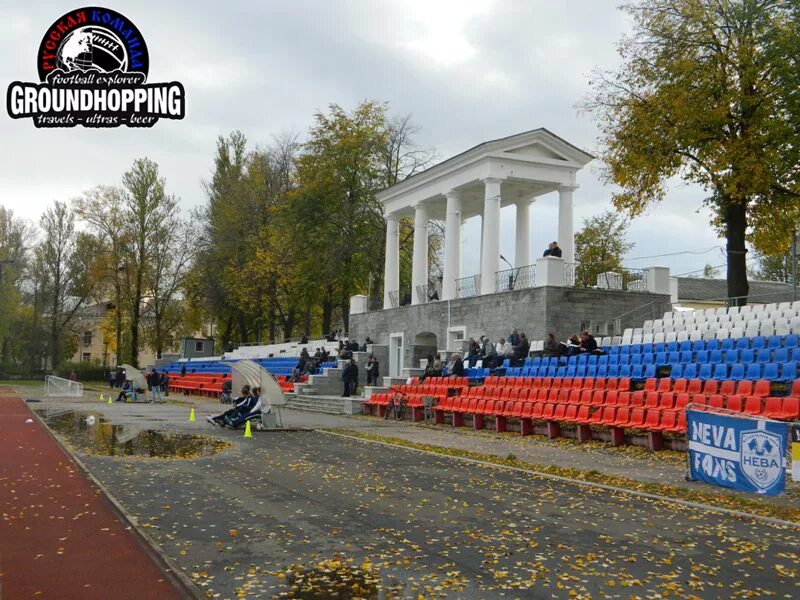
543,241 -> 562,258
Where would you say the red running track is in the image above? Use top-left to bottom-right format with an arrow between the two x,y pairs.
0,388 -> 189,599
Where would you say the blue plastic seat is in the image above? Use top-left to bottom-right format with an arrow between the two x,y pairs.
721,338 -> 735,351
608,355 -> 620,366
631,354 -> 643,365
739,349 -> 755,363
620,345 -> 631,356
668,351 -> 681,364
598,355 -> 609,365
654,342 -> 666,353
779,362 -> 796,380
631,344 -> 643,355
631,365 -> 645,378
751,336 -> 766,350
609,346 -> 620,355
785,334 -> 799,348
586,366 -> 598,378
556,366 -> 568,377
735,337 -> 750,350
679,340 -> 692,352
565,366 -> 577,378
754,349 -> 770,363
773,348 -> 789,363
642,352 -> 655,364
546,366 -> 558,377
791,348 -> 800,362
596,365 -> 608,377
587,355 -> 598,366
732,363 -> 761,381
607,365 -> 620,378
743,363 -> 761,380
710,349 -> 723,363
762,363 -> 779,381
695,351 -> 710,363
724,350 -> 739,364
531,357 -> 542,368
767,335 -> 783,349
655,352 -> 668,365
680,351 -> 693,364
667,341 -> 679,352
692,340 -> 707,352
641,343 -> 654,353
643,364 -> 657,378
712,363 -> 729,379
619,365 -> 632,377
682,363 -> 699,379
575,366 -> 587,378
698,364 -> 713,379
706,339 -> 720,351
577,354 -> 589,365
670,364 -> 683,378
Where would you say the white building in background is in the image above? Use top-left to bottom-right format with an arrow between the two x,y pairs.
376,128 -> 595,306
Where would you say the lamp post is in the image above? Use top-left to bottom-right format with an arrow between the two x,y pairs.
500,254 -> 514,291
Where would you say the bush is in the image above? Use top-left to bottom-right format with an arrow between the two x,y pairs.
56,361 -> 109,382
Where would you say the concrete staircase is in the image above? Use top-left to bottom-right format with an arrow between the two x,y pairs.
284,394 -> 364,415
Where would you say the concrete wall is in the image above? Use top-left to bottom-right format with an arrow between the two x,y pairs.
349,286 -> 671,368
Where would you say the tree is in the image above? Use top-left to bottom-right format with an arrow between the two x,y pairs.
74,186 -> 128,365
584,0 -> 800,305
751,251 -> 797,283
120,158 -> 178,367
703,264 -> 721,278
36,201 -> 100,369
0,206 -> 33,368
574,211 -> 634,287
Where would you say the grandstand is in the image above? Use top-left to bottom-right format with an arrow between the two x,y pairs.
362,300 -> 800,450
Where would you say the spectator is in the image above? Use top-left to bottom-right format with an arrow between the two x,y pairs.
579,330 -> 599,355
543,333 -> 560,358
483,339 -> 498,369
429,288 -> 439,301
300,333 -> 309,344
561,334 -> 581,358
351,360 -> 359,395
365,355 -> 380,386
206,385 -> 252,426
466,338 -> 481,366
148,368 -> 162,403
512,333 -> 530,367
160,370 -> 170,396
349,339 -> 359,352
449,353 -> 464,377
341,360 -> 354,398
107,370 -> 115,389
314,348 -> 322,361
496,337 -> 513,359
69,370 -> 77,382
116,379 -> 133,402
300,347 -> 310,360
508,328 -> 521,347
543,241 -> 562,258
180,363 -> 187,377
365,336 -> 373,346
420,354 -> 444,382
115,368 -> 125,389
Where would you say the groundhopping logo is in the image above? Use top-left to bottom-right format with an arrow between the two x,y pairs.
6,7 -> 185,128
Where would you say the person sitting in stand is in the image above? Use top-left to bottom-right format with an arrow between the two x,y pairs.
365,355 -> 380,386
465,338 -> 482,367
508,328 -> 521,347
300,333 -> 309,344
579,330 -> 601,355
512,333 -> 530,367
449,353 -> 464,377
543,241 -> 562,258
207,385 -> 251,426
420,354 -> 444,382
542,333 -> 560,358
483,339 -> 498,369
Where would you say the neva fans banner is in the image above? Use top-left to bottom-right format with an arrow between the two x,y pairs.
687,409 -> 788,495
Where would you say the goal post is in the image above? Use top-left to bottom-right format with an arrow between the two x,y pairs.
44,375 -> 84,398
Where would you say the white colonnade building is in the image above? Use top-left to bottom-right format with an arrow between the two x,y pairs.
377,129 -> 595,308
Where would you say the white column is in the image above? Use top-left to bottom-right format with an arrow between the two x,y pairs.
442,191 -> 462,300
515,199 -> 531,268
558,185 -> 577,264
480,177 -> 503,295
411,203 -> 429,305
383,213 -> 399,309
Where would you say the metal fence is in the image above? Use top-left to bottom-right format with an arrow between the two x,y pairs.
387,290 -> 400,309
456,274 -> 481,299
569,263 -> 648,292
495,264 -> 536,293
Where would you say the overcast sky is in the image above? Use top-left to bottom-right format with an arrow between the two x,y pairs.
0,0 -> 724,277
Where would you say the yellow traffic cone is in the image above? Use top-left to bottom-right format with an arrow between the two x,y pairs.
243,420 -> 252,438
107,394 -> 113,404
189,408 -> 196,422
100,393 -> 105,401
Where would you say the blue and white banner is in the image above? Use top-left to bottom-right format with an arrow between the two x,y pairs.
687,408 -> 789,496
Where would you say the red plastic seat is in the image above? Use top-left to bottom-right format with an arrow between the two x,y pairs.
753,380 -> 771,398
631,391 -> 645,407
605,390 -> 619,406
521,402 -> 534,418
568,390 -> 581,404
691,393 -> 708,406
672,379 -> 688,394
644,378 -> 658,392
743,396 -> 763,416
530,402 -> 544,419
587,407 -> 605,425
616,391 -> 631,406
719,380 -> 735,396
763,397 -> 783,419
623,408 -> 646,428
643,392 -> 660,409
595,378 -> 608,391
779,397 -> 800,420
541,403 -> 556,420
583,377 -> 595,390
580,390 -> 593,405
557,389 -> 570,404
617,378 -> 631,391
708,395 -> 724,409
641,409 -> 661,431
563,404 -> 579,422
591,390 -> 605,406
552,403 -> 568,421
610,407 -> 631,426
702,380 -> 718,395
607,379 -> 619,392
665,411 -> 687,433
736,380 -> 754,396
575,405 -> 592,423
725,395 -> 743,412
657,378 -> 672,393
598,406 -> 618,426
658,392 -> 676,411
653,410 -> 677,431
687,379 -> 702,394
792,380 -> 800,397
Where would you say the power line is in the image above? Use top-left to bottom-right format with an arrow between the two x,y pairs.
624,245 -> 723,261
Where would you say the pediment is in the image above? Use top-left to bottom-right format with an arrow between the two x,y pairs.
503,142 -> 569,161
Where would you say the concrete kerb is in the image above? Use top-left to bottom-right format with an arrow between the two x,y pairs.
319,429 -> 800,530
28,406 -> 206,600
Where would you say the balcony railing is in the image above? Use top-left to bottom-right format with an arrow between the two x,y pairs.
567,263 -> 648,292
415,283 -> 442,303
495,264 -> 536,293
387,290 -> 400,308
456,274 -> 481,299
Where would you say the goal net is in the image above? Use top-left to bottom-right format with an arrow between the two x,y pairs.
44,375 -> 84,398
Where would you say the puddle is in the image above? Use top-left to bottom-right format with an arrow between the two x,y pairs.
35,409 -> 230,458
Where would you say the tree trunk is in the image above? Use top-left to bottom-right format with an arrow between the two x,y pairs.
114,278 -> 122,366
237,312 -> 248,343
725,200 -> 749,306
303,303 -> 312,338
321,286 -> 333,335
341,295 -> 350,335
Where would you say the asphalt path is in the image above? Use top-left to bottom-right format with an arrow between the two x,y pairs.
77,428 -> 800,599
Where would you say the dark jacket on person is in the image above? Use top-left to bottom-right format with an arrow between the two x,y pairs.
543,246 -> 562,258
580,335 -> 598,354
180,364 -> 187,377
366,360 -> 379,381
450,357 -> 464,377
543,339 -> 560,357
342,363 -> 354,383
514,338 -> 530,360
508,333 -> 520,347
